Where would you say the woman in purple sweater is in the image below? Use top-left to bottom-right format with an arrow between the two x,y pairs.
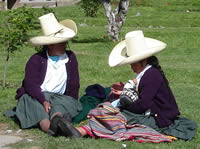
55,30 -> 196,140
13,13 -> 82,135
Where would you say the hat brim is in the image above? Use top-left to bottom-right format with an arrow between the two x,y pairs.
29,36 -> 73,46
29,20 -> 77,46
108,37 -> 166,67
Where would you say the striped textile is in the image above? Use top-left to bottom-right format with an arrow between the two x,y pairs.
81,102 -> 172,143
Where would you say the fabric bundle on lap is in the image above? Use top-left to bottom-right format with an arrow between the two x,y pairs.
81,102 -> 172,143
73,84 -> 111,124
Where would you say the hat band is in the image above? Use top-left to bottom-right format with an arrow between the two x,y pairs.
48,28 -> 63,37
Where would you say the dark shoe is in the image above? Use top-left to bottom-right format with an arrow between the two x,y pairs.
62,112 -> 72,123
48,115 -> 62,136
58,118 -> 82,138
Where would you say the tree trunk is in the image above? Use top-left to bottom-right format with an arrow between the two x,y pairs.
100,0 -> 129,41
2,51 -> 9,89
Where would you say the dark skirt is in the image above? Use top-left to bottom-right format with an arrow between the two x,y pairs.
15,92 -> 82,129
121,110 -> 197,140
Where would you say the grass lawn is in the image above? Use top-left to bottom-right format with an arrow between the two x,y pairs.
0,0 -> 200,148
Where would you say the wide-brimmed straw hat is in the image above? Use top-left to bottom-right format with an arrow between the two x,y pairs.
108,30 -> 167,67
29,13 -> 77,46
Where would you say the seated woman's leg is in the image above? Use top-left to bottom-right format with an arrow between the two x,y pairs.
76,127 -> 87,136
40,119 -> 50,132
48,112 -> 63,136
15,94 -> 49,129
57,117 -> 83,137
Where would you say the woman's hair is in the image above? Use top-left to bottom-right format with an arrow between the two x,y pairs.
147,56 -> 169,85
42,45 -> 48,51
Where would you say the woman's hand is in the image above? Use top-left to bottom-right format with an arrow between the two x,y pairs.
133,78 -> 137,85
43,101 -> 51,113
133,78 -> 138,91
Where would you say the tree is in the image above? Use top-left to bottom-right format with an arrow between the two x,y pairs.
80,0 -> 129,41
0,6 -> 53,88
80,0 -> 101,17
100,0 -> 129,41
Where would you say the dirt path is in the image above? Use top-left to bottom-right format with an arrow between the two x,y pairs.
0,124 -> 35,149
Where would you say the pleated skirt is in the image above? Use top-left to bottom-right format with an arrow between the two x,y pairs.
15,92 -> 82,129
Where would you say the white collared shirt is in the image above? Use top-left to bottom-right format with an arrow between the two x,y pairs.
40,52 -> 69,94
135,64 -> 152,88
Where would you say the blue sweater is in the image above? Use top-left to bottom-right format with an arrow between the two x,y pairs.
126,67 -> 180,127
15,50 -> 80,104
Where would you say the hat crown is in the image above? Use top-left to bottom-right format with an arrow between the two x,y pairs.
39,13 -> 62,36
125,30 -> 147,57
29,13 -> 78,46
108,30 -> 167,67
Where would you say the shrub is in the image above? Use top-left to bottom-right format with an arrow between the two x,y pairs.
0,5 -> 54,88
80,0 -> 101,17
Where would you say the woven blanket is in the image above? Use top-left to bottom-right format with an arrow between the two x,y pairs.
81,102 -> 172,143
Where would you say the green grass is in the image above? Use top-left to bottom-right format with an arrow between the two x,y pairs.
0,0 -> 200,148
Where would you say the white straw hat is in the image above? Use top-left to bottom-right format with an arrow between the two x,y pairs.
108,30 -> 167,67
29,13 -> 77,46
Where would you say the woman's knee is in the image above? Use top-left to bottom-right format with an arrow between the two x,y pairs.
40,119 -> 50,132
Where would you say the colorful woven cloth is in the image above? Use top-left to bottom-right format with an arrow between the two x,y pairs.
81,102 -> 172,143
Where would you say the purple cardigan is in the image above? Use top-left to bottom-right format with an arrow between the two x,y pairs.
15,50 -> 80,104
126,67 -> 180,128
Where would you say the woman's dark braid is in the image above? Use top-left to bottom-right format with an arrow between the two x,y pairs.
66,42 -> 70,50
147,56 -> 169,85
